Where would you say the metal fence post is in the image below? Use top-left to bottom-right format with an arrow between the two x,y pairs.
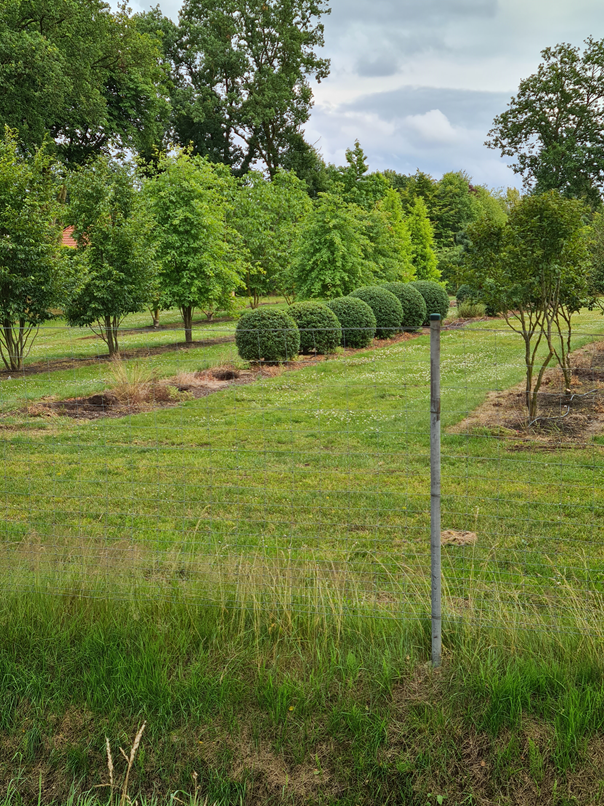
430,313 -> 442,667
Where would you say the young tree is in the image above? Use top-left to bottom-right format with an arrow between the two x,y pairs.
293,193 -> 372,299
0,0 -> 168,165
0,129 -> 62,371
232,170 -> 311,306
407,197 -> 440,281
65,158 -> 157,356
463,191 -> 590,419
366,188 -> 415,282
486,37 -> 604,206
145,150 -> 243,343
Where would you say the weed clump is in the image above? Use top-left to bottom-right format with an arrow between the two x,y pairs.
458,301 -> 487,319
409,280 -> 450,325
325,297 -> 376,348
288,301 -> 342,354
381,282 -> 427,330
349,286 -> 403,339
235,308 -> 300,363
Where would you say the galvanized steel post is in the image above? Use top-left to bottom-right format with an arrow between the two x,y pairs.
430,313 -> 442,667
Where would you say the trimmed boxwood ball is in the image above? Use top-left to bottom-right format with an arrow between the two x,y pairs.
326,297 -> 376,348
288,301 -> 342,354
235,308 -> 300,362
409,280 -> 450,325
349,286 -> 403,339
381,282 -> 427,330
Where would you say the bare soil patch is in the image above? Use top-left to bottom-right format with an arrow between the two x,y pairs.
449,340 -> 604,446
24,366 -> 258,420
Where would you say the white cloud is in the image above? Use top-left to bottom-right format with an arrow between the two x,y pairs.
401,109 -> 459,146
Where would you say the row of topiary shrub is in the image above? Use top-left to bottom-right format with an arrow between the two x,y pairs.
235,280 -> 450,362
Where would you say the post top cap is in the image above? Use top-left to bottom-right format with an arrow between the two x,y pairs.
430,313 -> 441,321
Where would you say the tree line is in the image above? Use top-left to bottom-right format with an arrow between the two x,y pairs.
0,126 -> 507,369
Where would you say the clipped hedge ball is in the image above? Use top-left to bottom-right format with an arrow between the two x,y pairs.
326,297 -> 376,348
288,301 -> 342,354
381,282 -> 427,330
235,308 -> 300,362
349,286 -> 403,339
409,280 -> 450,325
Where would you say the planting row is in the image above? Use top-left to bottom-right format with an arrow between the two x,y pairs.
235,280 -> 449,361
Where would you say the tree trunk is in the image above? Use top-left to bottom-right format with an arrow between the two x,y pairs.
182,306 -> 194,344
0,318 -> 27,371
104,315 -> 119,356
151,309 -> 160,329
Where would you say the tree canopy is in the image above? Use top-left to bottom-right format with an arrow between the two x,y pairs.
462,191 -> 591,418
145,150 -> 243,342
65,157 -> 158,355
0,128 -> 62,370
140,0 -> 330,177
0,0 -> 169,165
486,37 -> 604,207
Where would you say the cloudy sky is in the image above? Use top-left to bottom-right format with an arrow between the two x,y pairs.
126,0 -> 604,188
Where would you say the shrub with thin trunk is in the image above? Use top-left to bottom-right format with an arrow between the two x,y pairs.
65,157 -> 157,356
0,129 -> 62,371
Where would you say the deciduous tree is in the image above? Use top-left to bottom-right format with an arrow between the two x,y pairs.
463,191 -> 590,418
145,150 -> 243,342
486,37 -> 604,206
0,129 -> 62,370
0,0 -> 169,165
65,157 -> 157,356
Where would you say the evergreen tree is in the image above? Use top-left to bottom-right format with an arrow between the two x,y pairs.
408,197 -> 440,281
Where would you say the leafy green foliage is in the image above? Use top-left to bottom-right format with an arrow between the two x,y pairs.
455,284 -> 477,307
381,282 -> 427,330
409,281 -> 450,325
235,307 -> 300,362
325,296 -> 376,348
349,286 -> 403,339
486,37 -> 604,206
64,157 -> 157,356
145,150 -> 243,343
0,129 -> 62,370
151,0 -> 330,177
288,301 -> 341,354
232,170 -> 311,306
294,193 -> 372,299
462,191 -> 591,415
0,0 -> 168,164
367,188 -> 415,282
407,197 -> 440,281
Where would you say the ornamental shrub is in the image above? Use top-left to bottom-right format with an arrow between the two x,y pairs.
288,301 -> 342,354
381,282 -> 427,330
349,286 -> 403,339
326,297 -> 376,348
409,280 -> 450,325
235,308 -> 300,362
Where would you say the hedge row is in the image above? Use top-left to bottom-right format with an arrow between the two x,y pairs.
235,280 -> 451,361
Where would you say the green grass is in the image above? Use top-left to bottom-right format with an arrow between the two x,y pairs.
2,307 -> 604,804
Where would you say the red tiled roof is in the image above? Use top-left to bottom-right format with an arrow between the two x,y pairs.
61,226 -> 77,248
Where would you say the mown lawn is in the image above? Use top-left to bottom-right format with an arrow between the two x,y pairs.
2,309 -> 604,805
